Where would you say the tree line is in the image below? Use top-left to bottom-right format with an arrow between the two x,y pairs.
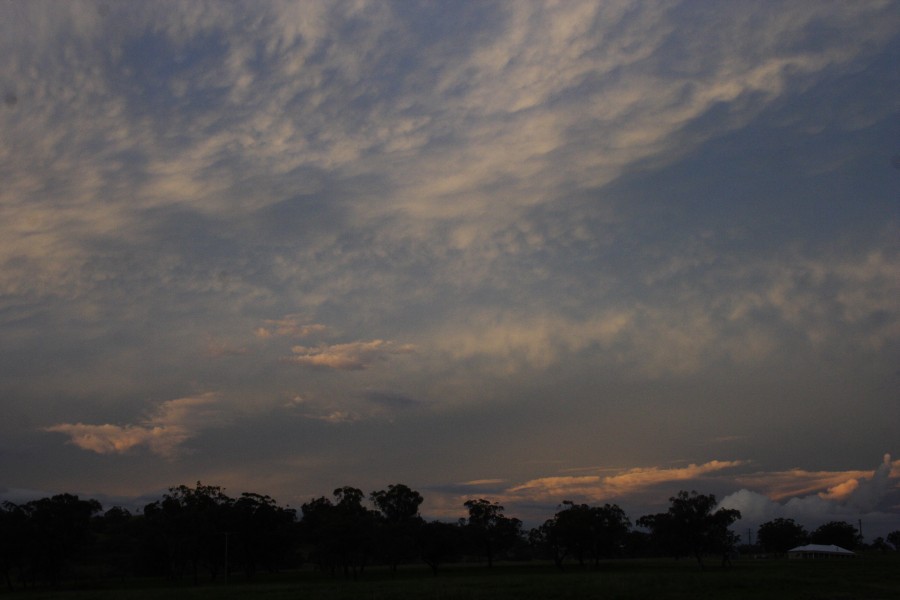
1,482 -> 896,590
754,517 -> 899,555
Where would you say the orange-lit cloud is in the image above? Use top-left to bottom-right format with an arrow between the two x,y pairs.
44,393 -> 221,458
733,461 -> 900,501
820,478 -> 860,501
287,340 -> 415,370
720,455 -> 900,532
462,479 -> 507,486
508,460 -> 746,503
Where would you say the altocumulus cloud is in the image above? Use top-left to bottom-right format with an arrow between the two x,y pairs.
44,393 -> 222,458
0,1 -> 896,528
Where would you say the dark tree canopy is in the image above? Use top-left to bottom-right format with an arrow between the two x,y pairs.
418,520 -> 464,575
14,481 -> 890,590
463,499 -> 523,568
22,494 -> 101,586
530,501 -> 631,570
0,494 -> 101,588
143,482 -> 234,583
887,530 -> 900,551
300,486 -> 380,578
637,491 -> 740,569
229,492 -> 297,577
757,518 -> 808,555
810,521 -> 862,550
370,484 -> 425,572
529,518 -> 567,570
371,484 -> 423,524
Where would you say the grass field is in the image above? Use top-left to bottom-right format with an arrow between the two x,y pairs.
7,554 -> 900,600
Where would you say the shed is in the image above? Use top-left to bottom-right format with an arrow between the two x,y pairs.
787,544 -> 855,559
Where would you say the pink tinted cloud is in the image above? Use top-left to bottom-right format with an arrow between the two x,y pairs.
44,393 -> 221,458
41,423 -> 165,454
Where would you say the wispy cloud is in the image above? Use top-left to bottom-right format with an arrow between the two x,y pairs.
255,316 -> 327,339
461,479 -> 508,487
503,457 -> 900,511
287,340 -> 414,370
508,460 -> 746,503
44,393 -> 221,458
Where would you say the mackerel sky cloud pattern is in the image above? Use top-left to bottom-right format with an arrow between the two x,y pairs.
1,1 -> 898,536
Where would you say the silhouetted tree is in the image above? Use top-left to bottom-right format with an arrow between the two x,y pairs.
143,482 -> 232,583
757,518 -> 808,556
589,503 -> 631,563
2,485 -> 300,588
810,521 -> 861,550
635,512 -> 684,560
870,536 -> 890,553
370,484 -> 424,572
229,493 -> 297,578
299,496 -> 340,575
638,491 -> 740,570
887,530 -> 900,551
538,502 -> 630,569
552,502 -> 594,567
371,484 -> 423,523
300,487 -> 378,578
529,518 -> 567,570
92,506 -> 142,580
334,486 -> 379,576
418,520 -> 464,575
18,494 -> 102,586
463,499 -> 522,568
0,502 -> 28,590
622,529 -> 652,558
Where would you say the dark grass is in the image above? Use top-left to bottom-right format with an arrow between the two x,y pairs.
6,554 -> 900,600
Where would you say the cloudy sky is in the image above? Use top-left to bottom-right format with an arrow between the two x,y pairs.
2,1 -> 899,538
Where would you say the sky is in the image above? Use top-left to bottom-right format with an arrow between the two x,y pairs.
1,1 -> 899,540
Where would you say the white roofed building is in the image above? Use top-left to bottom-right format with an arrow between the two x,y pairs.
787,544 -> 855,559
